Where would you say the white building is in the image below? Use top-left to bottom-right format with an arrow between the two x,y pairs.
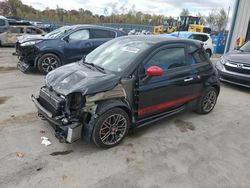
225,0 -> 250,52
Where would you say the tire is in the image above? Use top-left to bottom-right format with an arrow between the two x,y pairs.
205,49 -> 212,58
37,53 -> 61,74
92,108 -> 130,148
195,87 -> 218,114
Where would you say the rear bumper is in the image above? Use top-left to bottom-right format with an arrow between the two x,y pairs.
31,95 -> 83,143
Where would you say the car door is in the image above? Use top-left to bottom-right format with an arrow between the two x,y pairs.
89,29 -> 116,51
137,43 -> 202,118
6,26 -> 24,44
63,29 -> 91,63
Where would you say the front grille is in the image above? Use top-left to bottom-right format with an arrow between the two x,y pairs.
39,88 -> 65,116
225,62 -> 250,75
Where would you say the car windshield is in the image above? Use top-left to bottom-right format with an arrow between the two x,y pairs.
85,38 -> 153,73
239,41 -> 250,52
45,26 -> 72,39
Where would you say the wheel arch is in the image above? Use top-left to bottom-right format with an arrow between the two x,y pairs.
83,99 -> 132,143
34,51 -> 64,68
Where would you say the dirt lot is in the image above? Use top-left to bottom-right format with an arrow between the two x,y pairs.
0,47 -> 250,188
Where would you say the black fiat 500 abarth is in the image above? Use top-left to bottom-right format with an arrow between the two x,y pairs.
32,35 -> 220,148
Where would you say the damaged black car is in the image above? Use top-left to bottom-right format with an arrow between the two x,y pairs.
15,25 -> 126,74
32,35 -> 220,148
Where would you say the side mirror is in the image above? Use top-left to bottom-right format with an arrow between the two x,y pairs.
146,66 -> 164,77
64,36 -> 69,43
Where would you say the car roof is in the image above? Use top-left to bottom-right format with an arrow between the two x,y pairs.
65,24 -> 122,32
116,35 -> 202,47
174,31 -> 209,36
0,16 -> 7,19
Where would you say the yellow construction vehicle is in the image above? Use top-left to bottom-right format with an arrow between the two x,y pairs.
153,18 -> 178,34
153,16 -> 211,34
188,24 -> 211,34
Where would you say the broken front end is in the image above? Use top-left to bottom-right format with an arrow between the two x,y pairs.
31,84 -> 128,143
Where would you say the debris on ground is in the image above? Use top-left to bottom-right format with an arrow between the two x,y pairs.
41,137 -> 52,146
36,167 -> 43,171
174,119 -> 195,132
16,152 -> 24,158
62,175 -> 68,181
50,150 -> 73,156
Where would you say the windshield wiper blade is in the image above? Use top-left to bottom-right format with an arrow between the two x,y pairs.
82,61 -> 106,73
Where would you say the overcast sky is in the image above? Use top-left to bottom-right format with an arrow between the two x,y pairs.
20,0 -> 234,17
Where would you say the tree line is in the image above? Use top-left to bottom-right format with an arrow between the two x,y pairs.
0,0 -> 228,31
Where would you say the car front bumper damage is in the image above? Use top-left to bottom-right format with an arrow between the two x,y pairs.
31,88 -> 84,143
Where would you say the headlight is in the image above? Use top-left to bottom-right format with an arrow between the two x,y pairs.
20,40 -> 42,46
215,56 -> 227,70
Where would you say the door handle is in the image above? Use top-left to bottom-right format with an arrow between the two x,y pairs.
184,77 -> 194,82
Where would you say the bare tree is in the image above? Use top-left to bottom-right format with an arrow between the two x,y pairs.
180,8 -> 189,16
196,12 -> 206,25
206,9 -> 217,30
206,9 -> 228,31
216,8 -> 227,31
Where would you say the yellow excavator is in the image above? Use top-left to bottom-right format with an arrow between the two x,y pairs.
153,16 -> 211,34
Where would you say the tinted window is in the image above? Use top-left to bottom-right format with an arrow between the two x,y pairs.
9,27 -> 24,33
69,29 -> 89,40
240,41 -> 250,52
188,49 -> 207,64
91,29 -> 115,38
145,48 -> 186,70
0,19 -> 5,26
26,27 -> 42,34
189,34 -> 208,42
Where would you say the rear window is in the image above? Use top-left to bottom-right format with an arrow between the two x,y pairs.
0,19 -> 6,26
91,29 -> 116,39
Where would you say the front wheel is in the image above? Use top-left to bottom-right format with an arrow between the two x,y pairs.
92,108 -> 130,148
37,53 -> 61,74
195,87 -> 218,114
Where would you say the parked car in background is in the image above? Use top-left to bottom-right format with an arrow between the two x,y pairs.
16,25 -> 126,74
0,16 -> 9,34
162,31 -> 214,58
0,25 -> 46,46
32,36 -> 220,148
215,40 -> 250,87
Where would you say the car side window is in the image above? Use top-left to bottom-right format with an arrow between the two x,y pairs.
145,47 -> 186,71
9,27 -> 24,34
69,29 -> 89,40
26,27 -> 42,34
0,19 -> 5,26
91,29 -> 116,39
189,34 -> 208,42
187,46 -> 207,65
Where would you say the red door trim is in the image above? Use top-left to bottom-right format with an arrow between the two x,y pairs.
138,93 -> 200,116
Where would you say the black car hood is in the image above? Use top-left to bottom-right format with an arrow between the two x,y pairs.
46,62 -> 120,96
225,50 -> 250,64
17,35 -> 45,43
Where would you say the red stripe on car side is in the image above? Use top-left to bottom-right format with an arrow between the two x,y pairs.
138,94 -> 200,116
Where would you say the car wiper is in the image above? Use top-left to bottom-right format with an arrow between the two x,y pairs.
82,61 -> 106,73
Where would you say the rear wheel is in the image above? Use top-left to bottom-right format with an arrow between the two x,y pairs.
92,108 -> 130,148
195,87 -> 218,114
37,53 -> 61,74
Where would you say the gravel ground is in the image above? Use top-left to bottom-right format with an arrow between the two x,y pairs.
0,47 -> 250,188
